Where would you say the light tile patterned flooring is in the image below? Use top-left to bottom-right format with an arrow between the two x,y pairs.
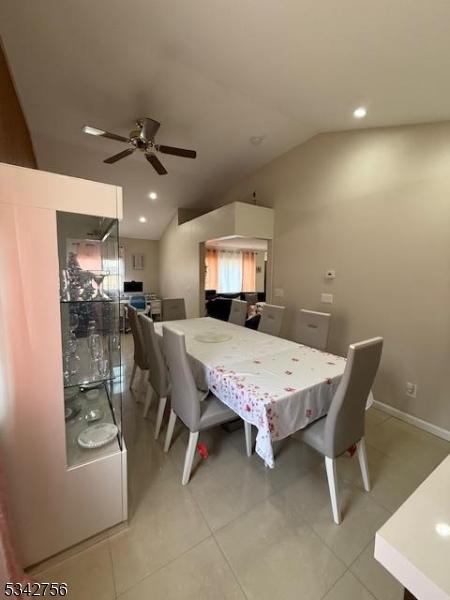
30,334 -> 450,599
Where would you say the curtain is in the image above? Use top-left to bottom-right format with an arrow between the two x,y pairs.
242,252 -> 256,292
205,249 -> 218,290
218,251 -> 242,293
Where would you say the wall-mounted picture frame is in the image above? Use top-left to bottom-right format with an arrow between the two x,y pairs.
132,253 -> 145,270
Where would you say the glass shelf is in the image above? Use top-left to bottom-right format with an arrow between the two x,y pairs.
60,299 -> 115,304
57,211 -> 122,468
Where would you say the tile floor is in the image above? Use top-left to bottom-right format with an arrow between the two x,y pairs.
30,334 -> 450,599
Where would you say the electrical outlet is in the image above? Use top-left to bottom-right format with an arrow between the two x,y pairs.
405,382 -> 417,399
321,293 -> 333,304
274,288 -> 284,297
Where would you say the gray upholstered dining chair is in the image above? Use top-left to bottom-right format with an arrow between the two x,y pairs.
127,305 -> 148,398
162,297 -> 186,321
258,303 -> 285,336
228,298 -> 247,326
296,309 -> 331,351
162,326 -> 252,485
295,337 -> 383,524
138,314 -> 170,438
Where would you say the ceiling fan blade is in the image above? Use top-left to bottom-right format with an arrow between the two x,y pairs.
141,118 -> 161,141
146,153 -> 168,175
103,148 -> 135,164
83,125 -> 129,143
156,144 -> 197,159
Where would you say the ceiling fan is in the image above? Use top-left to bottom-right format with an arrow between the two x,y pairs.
82,118 -> 196,175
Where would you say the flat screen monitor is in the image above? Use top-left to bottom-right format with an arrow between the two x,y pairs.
124,281 -> 143,293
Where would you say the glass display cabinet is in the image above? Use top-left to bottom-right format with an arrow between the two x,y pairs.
57,212 -> 123,467
0,162 -> 127,567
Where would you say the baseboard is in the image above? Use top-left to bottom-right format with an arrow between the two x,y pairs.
374,400 -> 450,442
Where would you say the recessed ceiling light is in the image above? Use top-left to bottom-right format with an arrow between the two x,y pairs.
353,107 -> 367,119
436,523 -> 450,537
139,216 -> 147,223
249,135 -> 265,146
149,192 -> 157,200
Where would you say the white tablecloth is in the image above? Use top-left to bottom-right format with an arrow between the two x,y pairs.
155,318 -> 372,467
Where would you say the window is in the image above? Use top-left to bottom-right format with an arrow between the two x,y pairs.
205,249 -> 256,293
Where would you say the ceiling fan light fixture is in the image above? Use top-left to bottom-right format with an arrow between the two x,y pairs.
353,107 -> 367,119
82,125 -> 105,136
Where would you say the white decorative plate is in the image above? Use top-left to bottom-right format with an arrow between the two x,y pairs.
77,423 -> 118,449
194,332 -> 232,343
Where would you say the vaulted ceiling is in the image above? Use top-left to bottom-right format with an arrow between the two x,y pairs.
2,0 -> 450,238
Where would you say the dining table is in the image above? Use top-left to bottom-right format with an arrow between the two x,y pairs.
154,317 -> 373,468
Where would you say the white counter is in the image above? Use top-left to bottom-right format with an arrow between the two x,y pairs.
375,454 -> 450,600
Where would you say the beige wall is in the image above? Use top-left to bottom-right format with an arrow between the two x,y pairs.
120,237 -> 159,294
0,39 -> 36,168
218,122 -> 450,431
159,203 -> 274,318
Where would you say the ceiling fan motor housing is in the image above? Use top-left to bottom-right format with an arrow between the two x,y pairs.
83,116 -> 196,174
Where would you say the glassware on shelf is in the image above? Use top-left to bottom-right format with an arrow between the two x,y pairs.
87,320 -> 97,353
69,312 -> 79,338
111,334 -> 120,352
97,359 -> 109,378
67,353 -> 81,376
63,356 -> 70,384
91,271 -> 110,301
63,352 -> 80,382
89,334 -> 103,359
60,269 -> 71,301
65,337 -> 77,355
87,320 -> 96,338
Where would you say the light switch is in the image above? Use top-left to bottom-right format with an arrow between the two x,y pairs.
274,288 -> 284,297
321,293 -> 333,304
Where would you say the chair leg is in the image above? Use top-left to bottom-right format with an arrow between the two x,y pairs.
138,369 -> 148,402
154,396 -> 168,440
143,385 -> 154,418
182,431 -> 199,485
129,362 -> 137,390
164,409 -> 177,453
244,421 -> 252,457
325,457 -> 342,525
357,437 -> 371,492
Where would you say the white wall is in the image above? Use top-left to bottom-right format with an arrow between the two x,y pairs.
218,121 -> 450,431
119,237 -> 159,294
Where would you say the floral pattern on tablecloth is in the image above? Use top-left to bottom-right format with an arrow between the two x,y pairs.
155,318 -> 373,467
207,348 -> 345,467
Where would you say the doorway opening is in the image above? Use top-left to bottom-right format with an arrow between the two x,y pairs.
200,236 -> 271,322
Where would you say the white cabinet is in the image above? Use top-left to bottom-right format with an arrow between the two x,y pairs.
0,163 -> 127,567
